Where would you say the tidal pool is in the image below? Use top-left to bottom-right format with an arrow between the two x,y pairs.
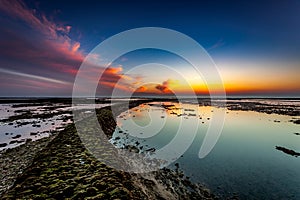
0,103 -> 111,150
112,101 -> 300,199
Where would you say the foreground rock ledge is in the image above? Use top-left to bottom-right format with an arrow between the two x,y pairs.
2,103 -> 215,200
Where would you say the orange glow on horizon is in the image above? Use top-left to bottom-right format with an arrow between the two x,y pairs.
130,80 -> 300,96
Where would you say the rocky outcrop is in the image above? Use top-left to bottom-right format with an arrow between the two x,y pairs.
2,101 -> 215,199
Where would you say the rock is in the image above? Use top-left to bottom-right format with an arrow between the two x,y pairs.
12,134 -> 21,139
72,190 -> 86,199
86,187 -> 98,196
26,138 -> 33,142
0,143 -> 7,147
125,145 -> 140,153
294,132 -> 300,136
293,119 -> 300,124
62,185 -> 75,197
184,108 -> 195,112
145,147 -> 156,153
93,180 -> 108,191
109,187 -> 130,198
275,146 -> 300,157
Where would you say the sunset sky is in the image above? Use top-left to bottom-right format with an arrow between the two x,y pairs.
0,0 -> 299,97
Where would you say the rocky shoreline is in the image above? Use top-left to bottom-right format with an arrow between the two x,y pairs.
0,100 -> 215,199
1,98 -> 299,199
0,136 -> 54,195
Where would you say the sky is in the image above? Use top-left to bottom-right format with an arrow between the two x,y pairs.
0,0 -> 299,97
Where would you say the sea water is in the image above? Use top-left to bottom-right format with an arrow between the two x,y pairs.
112,101 -> 300,199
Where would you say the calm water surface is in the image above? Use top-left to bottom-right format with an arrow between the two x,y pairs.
112,102 -> 300,199
0,103 -> 111,150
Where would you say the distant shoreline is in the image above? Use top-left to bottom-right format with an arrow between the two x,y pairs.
0,96 -> 300,104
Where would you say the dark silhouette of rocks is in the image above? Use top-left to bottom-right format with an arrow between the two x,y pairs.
275,146 -> 300,157
11,135 -> 21,139
0,143 -> 7,148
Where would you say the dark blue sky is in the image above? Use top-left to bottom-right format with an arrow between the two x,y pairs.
33,0 -> 300,59
0,0 -> 299,96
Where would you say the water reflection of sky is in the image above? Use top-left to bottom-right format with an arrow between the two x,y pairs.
113,102 -> 300,199
0,103 -> 111,150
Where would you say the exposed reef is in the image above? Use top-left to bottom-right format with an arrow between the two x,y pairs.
1,99 -> 215,199
275,146 -> 300,157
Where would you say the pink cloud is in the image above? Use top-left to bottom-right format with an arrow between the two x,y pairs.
0,0 -> 142,96
0,73 -> 72,96
71,42 -> 81,53
0,0 -> 84,74
0,0 -> 74,40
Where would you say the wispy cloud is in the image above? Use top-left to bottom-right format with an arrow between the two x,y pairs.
207,38 -> 225,51
0,68 -> 69,85
0,0 -> 76,42
0,0 -> 84,79
0,0 -> 139,95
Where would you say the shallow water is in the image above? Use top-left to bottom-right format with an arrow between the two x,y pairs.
112,101 -> 300,199
0,103 -> 111,151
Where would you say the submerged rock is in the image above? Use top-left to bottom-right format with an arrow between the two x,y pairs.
26,138 -> 33,142
11,135 -> 21,139
145,147 -> 156,153
125,145 -> 140,153
293,119 -> 300,124
275,146 -> 300,157
0,143 -> 7,147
